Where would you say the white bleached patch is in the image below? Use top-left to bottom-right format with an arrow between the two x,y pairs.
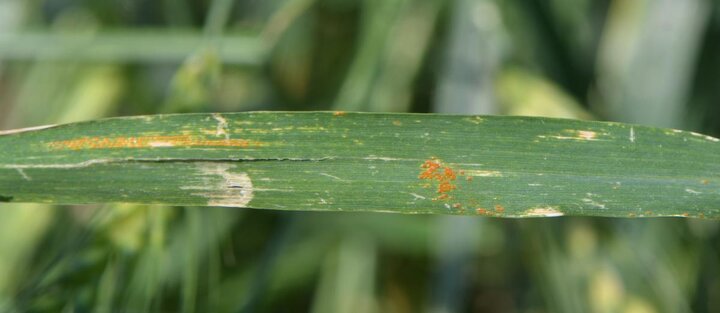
524,207 -> 564,217
690,131 -> 719,142
319,173 -> 345,181
363,156 -> 409,161
0,124 -> 58,135
582,198 -> 607,209
16,168 -> 31,181
464,170 -> 503,177
185,163 -> 253,207
212,113 -> 230,140
149,141 -> 175,147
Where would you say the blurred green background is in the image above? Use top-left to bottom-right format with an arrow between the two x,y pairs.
0,0 -> 719,312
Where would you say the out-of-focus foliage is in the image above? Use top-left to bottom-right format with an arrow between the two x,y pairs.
0,0 -> 718,312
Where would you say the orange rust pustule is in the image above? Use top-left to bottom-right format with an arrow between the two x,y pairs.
47,135 -> 266,150
444,168 -> 457,180
476,208 -> 489,215
419,158 -> 464,200
419,159 -> 442,180
437,181 -> 456,194
494,204 -> 505,213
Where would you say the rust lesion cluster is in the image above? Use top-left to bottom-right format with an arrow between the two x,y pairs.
47,135 -> 266,150
419,158 -> 466,200
475,204 -> 505,216
417,158 -> 517,216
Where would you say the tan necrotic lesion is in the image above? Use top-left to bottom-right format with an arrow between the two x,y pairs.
46,135 -> 266,150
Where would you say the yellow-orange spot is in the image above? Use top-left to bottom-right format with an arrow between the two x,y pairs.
452,203 -> 462,209
47,135 -> 266,150
392,120 -> 402,126
419,159 -> 442,180
438,182 -> 456,193
444,168 -> 457,180
682,212 -> 689,217
577,130 -> 597,140
494,204 -> 505,213
476,208 -> 488,215
702,179 -> 709,185
333,111 -> 346,116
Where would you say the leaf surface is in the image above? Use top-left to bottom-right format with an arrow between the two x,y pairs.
0,112 -> 718,218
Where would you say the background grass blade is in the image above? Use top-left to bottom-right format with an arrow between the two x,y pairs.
0,31 -> 266,65
0,112 -> 718,218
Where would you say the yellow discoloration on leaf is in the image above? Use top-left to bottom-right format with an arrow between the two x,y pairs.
577,130 -> 597,140
46,135 -> 266,150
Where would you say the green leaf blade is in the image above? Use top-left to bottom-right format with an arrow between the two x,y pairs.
1,112 -> 718,218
